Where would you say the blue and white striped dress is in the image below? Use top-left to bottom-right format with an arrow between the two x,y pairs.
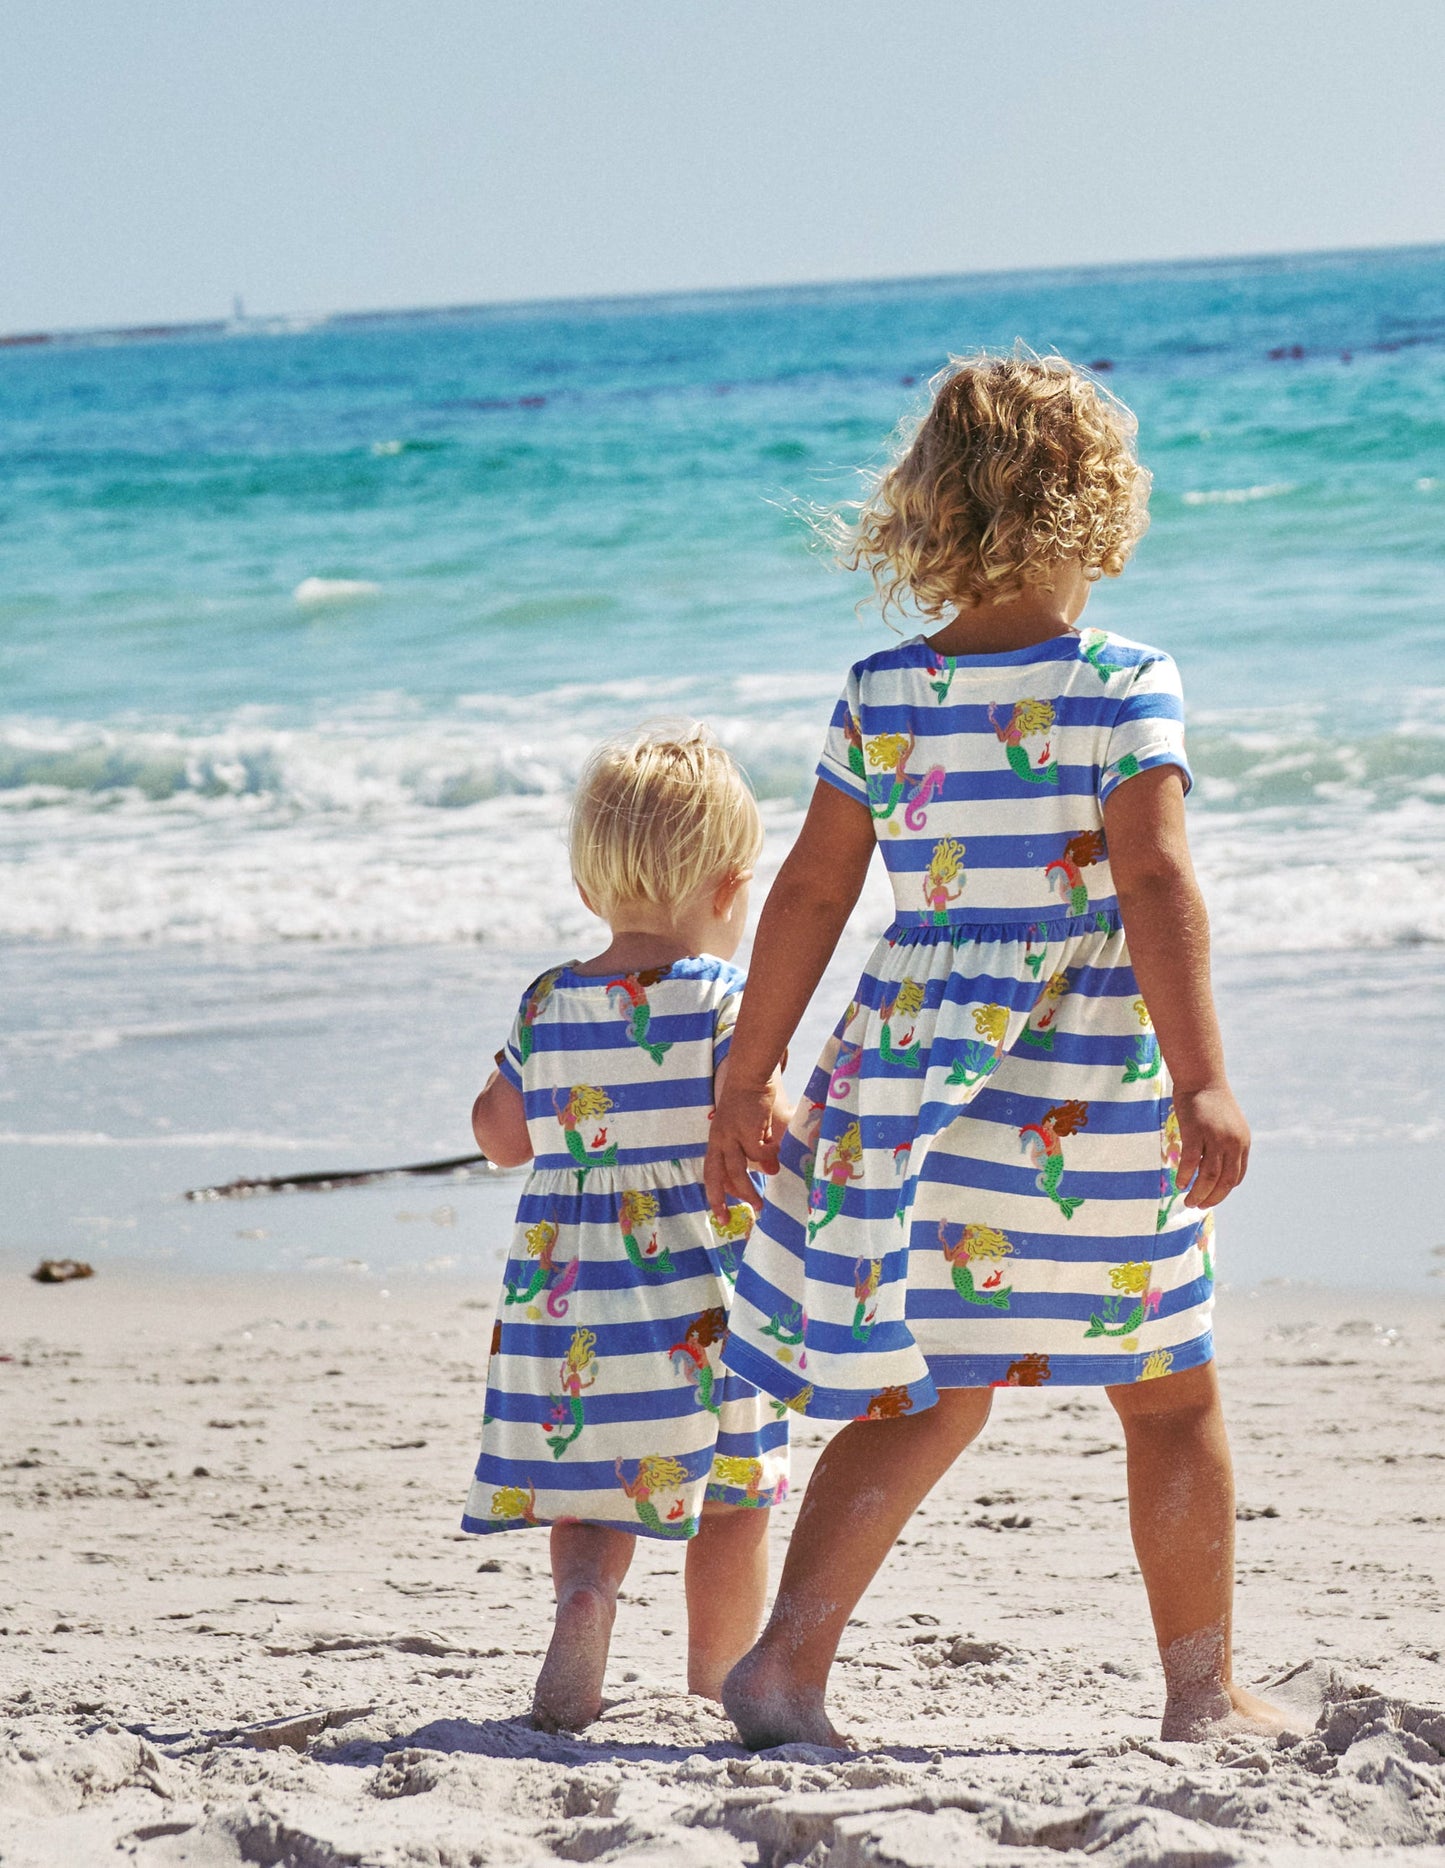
722,628 -> 1214,1420
463,956 -> 790,1540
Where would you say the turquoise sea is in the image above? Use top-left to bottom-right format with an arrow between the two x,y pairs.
3,246 -> 1444,1285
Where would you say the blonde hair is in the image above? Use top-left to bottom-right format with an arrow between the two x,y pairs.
569,722 -> 763,916
832,350 -> 1151,619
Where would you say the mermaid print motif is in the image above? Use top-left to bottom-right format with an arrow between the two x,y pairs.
860,1385 -> 914,1420
878,977 -> 925,1070
544,1327 -> 598,1458
619,1188 -> 675,1279
1045,830 -> 1105,916
926,651 -> 958,702
1079,627 -> 1124,684
807,1120 -> 864,1239
922,838 -> 966,922
865,730 -> 948,833
798,1098 -> 826,1205
517,968 -> 562,1062
844,709 -> 866,780
1021,972 -> 1070,1052
706,1453 -> 784,1508
762,1301 -> 806,1356
1020,1100 -> 1089,1219
504,1218 -> 581,1317
990,699 -> 1060,785
606,968 -> 673,1065
669,1306 -> 728,1415
997,1353 -> 1052,1387
852,1258 -> 882,1340
1158,1105 -> 1184,1230
1084,1259 -> 1162,1341
708,1201 -> 753,1282
938,1222 -> 1014,1310
827,1040 -> 863,1102
1123,996 -> 1162,1082
946,1002 -> 1008,1086
553,1084 -> 618,1188
489,1480 -> 538,1525
615,1453 -> 697,1538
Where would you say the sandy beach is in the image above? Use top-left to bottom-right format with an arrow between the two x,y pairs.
3,1265 -> 1443,1866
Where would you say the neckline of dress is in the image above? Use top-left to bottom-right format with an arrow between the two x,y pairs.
902,629 -> 1087,667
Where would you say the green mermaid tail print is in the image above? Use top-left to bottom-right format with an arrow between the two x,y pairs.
878,978 -> 924,1071
1123,996 -> 1162,1083
1045,831 -> 1105,918
926,651 -> 958,702
1020,1101 -> 1089,1220
938,1222 -> 1014,1310
990,700 -> 1060,786
616,1455 -> 698,1539
544,1327 -> 597,1459
852,1258 -> 882,1340
761,1302 -> 805,1347
1079,628 -> 1122,684
517,967 -> 562,1063
619,1189 -> 675,1279
1084,1262 -> 1161,1339
807,1121 -> 864,1239
844,710 -> 866,780
606,971 -> 673,1066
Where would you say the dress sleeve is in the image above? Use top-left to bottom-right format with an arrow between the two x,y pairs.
496,996 -> 528,1090
712,974 -> 745,1071
815,665 -> 870,806
1099,652 -> 1193,804
496,972 -> 552,1090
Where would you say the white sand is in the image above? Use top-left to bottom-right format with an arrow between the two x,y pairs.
3,1268 -> 1443,1866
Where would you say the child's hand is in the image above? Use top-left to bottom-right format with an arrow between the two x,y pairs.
1174,1084 -> 1250,1209
707,1074 -> 787,1219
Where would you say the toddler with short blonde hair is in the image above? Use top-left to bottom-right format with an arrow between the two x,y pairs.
466,720 -> 789,1731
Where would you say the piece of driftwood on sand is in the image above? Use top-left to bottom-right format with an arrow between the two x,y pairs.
183,1151 -> 494,1201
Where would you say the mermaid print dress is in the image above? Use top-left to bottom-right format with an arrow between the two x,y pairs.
722,628 -> 1215,1420
464,956 -> 789,1539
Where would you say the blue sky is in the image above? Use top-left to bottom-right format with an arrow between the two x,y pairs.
2,0 -> 1442,332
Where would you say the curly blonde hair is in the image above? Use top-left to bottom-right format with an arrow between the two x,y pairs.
832,351 -> 1151,618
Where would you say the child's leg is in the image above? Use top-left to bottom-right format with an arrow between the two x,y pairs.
1107,1361 -> 1292,1740
533,1521 -> 636,1732
724,1388 -> 993,1748
685,1501 -> 771,1700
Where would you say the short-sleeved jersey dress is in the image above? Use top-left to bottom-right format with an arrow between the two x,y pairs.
721,627 -> 1214,1420
463,955 -> 790,1540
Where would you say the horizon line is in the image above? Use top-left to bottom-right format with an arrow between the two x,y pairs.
4,235 -> 1443,351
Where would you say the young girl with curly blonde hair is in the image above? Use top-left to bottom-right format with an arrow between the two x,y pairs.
705,352 -> 1290,1749
467,723 -> 789,1730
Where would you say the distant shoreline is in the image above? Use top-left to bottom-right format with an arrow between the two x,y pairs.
6,236 -> 1445,352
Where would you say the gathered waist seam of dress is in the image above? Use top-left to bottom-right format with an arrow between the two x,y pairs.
886,904 -> 1124,944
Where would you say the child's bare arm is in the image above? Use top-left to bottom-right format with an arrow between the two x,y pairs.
471,1061 -> 533,1168
1104,766 -> 1249,1210
706,781 -> 875,1215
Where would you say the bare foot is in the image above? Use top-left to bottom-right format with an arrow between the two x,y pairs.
1162,1682 -> 1302,1743
531,1585 -> 615,1732
722,1645 -> 848,1751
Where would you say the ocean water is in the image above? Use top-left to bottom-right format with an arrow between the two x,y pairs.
3,246 -> 1444,1284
